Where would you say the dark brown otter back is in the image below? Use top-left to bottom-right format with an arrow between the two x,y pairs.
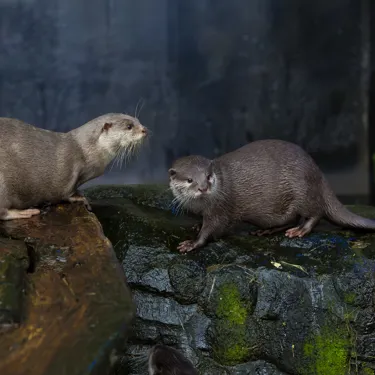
148,345 -> 198,375
213,139 -> 328,226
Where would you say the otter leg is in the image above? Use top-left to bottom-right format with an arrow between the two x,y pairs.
250,225 -> 293,237
68,192 -> 92,211
249,216 -> 302,236
0,208 -> 40,221
191,223 -> 201,233
285,217 -> 320,238
177,216 -> 227,253
177,229 -> 208,254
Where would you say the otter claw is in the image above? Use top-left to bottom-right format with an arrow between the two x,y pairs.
177,240 -> 196,253
285,227 -> 308,238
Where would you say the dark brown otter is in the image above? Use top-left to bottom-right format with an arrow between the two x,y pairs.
148,344 -> 198,375
169,139 -> 375,253
0,113 -> 148,220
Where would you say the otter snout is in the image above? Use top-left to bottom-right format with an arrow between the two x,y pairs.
198,186 -> 208,193
195,183 -> 211,197
128,121 -> 149,145
141,126 -> 148,136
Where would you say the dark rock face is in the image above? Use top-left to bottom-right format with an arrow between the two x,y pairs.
0,203 -> 134,375
86,184 -> 375,375
0,238 -> 29,331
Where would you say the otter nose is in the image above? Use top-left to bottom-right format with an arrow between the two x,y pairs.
198,187 -> 208,193
141,127 -> 148,135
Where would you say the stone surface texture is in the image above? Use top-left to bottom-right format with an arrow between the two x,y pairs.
0,203 -> 134,375
86,184 -> 375,375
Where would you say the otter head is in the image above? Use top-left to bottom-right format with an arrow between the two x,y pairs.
97,113 -> 148,153
148,344 -> 198,375
168,155 -> 217,204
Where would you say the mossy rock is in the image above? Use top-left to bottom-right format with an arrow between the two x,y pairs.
86,184 -> 375,375
210,282 -> 253,365
302,323 -> 351,375
85,183 -> 173,211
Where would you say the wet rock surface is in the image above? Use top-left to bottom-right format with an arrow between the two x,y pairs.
0,238 -> 29,332
0,203 -> 134,375
86,184 -> 375,375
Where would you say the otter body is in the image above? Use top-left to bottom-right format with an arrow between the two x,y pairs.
148,344 -> 198,375
169,139 -> 375,253
0,114 -> 147,220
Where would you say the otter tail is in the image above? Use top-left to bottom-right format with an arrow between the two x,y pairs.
322,180 -> 375,230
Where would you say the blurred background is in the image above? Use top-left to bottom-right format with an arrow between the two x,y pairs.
0,0 -> 374,204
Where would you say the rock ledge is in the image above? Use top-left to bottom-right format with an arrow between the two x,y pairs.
0,203 -> 134,375
86,184 -> 375,375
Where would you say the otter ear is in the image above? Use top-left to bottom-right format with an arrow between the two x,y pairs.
168,168 -> 176,177
102,122 -> 113,133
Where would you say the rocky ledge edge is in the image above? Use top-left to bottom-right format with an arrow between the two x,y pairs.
0,203 -> 134,375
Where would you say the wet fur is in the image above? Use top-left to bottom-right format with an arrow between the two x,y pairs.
148,345 -> 198,375
169,139 -> 375,252
0,114 -> 147,219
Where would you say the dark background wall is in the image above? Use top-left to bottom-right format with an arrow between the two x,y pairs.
0,0 -> 372,202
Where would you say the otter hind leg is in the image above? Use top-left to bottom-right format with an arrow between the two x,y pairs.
0,208 -> 40,221
285,217 -> 320,238
249,214 -> 302,237
68,192 -> 92,211
250,225 -> 293,237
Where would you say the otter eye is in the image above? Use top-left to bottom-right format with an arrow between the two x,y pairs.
127,123 -> 133,130
187,178 -> 193,183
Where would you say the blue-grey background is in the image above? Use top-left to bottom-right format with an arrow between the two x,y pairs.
0,0 -> 373,202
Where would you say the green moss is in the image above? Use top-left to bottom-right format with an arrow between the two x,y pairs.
343,292 -> 356,305
303,325 -> 351,375
89,197 -> 197,260
216,283 -> 248,325
213,321 -> 249,365
304,342 -> 314,357
223,343 -> 248,363
362,367 -> 375,375
212,283 -> 250,365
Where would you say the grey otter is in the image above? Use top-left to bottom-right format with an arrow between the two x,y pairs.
148,344 -> 198,375
0,113 -> 147,220
169,139 -> 375,253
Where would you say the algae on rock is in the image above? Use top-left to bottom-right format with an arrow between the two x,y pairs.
212,283 -> 251,365
303,324 -> 351,375
85,184 -> 375,375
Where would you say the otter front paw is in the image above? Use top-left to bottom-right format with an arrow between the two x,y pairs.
177,240 -> 197,253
